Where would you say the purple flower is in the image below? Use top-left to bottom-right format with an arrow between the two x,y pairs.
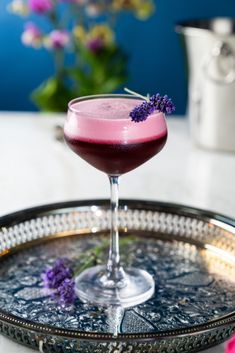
28,0 -> 53,13
130,93 -> 175,122
129,100 -> 153,122
42,258 -> 76,306
86,37 -> 104,53
21,22 -> 42,48
149,94 -> 175,115
56,278 -> 76,305
42,258 -> 73,289
45,30 -> 70,49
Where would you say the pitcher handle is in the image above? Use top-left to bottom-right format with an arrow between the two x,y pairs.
203,41 -> 235,85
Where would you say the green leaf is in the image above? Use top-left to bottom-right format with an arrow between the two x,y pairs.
68,45 -> 128,96
31,44 -> 129,111
31,76 -> 74,112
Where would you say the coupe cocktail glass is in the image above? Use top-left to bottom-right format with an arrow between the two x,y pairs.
64,94 -> 167,308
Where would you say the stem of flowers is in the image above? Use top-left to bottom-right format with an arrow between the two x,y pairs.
124,87 -> 149,101
54,49 -> 65,76
73,235 -> 137,277
48,10 -> 59,28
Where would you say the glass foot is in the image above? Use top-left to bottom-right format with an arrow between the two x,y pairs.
75,265 -> 155,308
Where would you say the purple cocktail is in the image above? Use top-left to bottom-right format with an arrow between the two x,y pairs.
64,95 -> 168,308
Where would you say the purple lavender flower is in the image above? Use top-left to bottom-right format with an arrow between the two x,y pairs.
42,258 -> 73,289
28,0 -> 53,13
129,100 -> 153,122
56,278 -> 76,305
149,94 -> 175,115
129,93 -> 175,122
42,258 -> 76,306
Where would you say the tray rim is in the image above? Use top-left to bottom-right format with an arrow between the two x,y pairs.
0,199 -> 235,228
0,198 -> 234,342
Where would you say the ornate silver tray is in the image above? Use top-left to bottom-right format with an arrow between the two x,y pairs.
0,199 -> 234,353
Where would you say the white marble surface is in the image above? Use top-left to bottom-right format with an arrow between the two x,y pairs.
0,111 -> 234,353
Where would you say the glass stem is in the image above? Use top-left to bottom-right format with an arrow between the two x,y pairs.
106,176 -> 126,288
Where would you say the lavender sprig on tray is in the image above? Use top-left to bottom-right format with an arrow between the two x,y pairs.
41,236 -> 137,307
52,278 -> 76,306
125,88 -> 175,123
42,258 -> 76,305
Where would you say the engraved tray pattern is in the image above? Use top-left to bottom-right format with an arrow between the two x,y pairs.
0,200 -> 234,353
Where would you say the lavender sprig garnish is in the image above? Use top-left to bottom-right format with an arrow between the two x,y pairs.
129,101 -> 154,122
124,87 -> 175,122
150,94 -> 175,115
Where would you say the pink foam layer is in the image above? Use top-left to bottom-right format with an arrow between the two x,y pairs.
64,97 -> 167,143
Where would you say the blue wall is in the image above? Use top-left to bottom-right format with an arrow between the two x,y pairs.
1,0 -> 235,113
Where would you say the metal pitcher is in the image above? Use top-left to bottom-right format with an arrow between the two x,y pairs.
176,18 -> 235,152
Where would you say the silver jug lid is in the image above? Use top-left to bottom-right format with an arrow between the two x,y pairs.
176,18 -> 235,37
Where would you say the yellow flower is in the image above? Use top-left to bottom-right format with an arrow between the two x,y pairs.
7,0 -> 29,16
73,25 -> 87,44
111,0 -> 154,19
133,0 -> 155,20
73,24 -> 114,50
88,24 -> 114,46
